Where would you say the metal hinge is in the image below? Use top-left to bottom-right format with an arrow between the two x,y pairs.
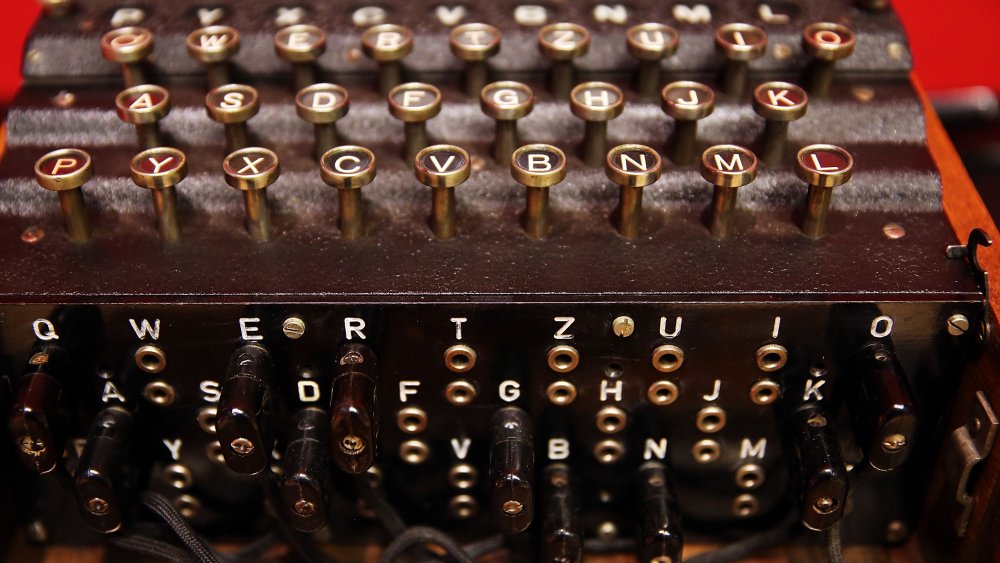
947,228 -> 993,343
945,391 -> 998,537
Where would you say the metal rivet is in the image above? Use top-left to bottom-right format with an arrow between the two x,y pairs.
471,155 -> 487,172
444,380 -> 477,406
596,521 -> 618,539
695,406 -> 727,433
21,226 -> 45,243
143,381 -> 176,406
883,223 -> 906,239
693,439 -> 721,463
444,344 -> 477,373
449,495 -> 479,519
749,379 -> 781,405
135,345 -> 167,373
733,494 -> 759,517
173,495 -> 201,519
594,440 -> 625,464
546,380 -> 578,405
647,380 -> 679,405
163,464 -> 194,490
852,86 -> 875,102
448,463 -> 478,490
397,407 -> 428,434
885,520 -> 908,543
754,344 -> 788,372
52,91 -> 76,108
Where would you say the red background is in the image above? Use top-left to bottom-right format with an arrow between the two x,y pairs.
1,1 -> 999,109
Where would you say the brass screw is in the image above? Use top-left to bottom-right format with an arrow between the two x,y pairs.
86,497 -> 110,515
612,316 -> 635,337
341,435 -> 366,454
502,500 -> 523,516
813,496 -> 838,514
282,317 -> 306,339
18,436 -> 46,456
230,437 -> 255,456
881,434 -> 907,452
293,499 -> 315,516
947,314 -> 970,336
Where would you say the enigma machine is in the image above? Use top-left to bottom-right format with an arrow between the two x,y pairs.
2,0 -> 1000,562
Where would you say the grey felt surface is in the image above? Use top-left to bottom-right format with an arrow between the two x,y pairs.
1,78 -> 939,219
23,0 -> 913,79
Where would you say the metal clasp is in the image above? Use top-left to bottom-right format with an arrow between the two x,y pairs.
945,391 -> 998,536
